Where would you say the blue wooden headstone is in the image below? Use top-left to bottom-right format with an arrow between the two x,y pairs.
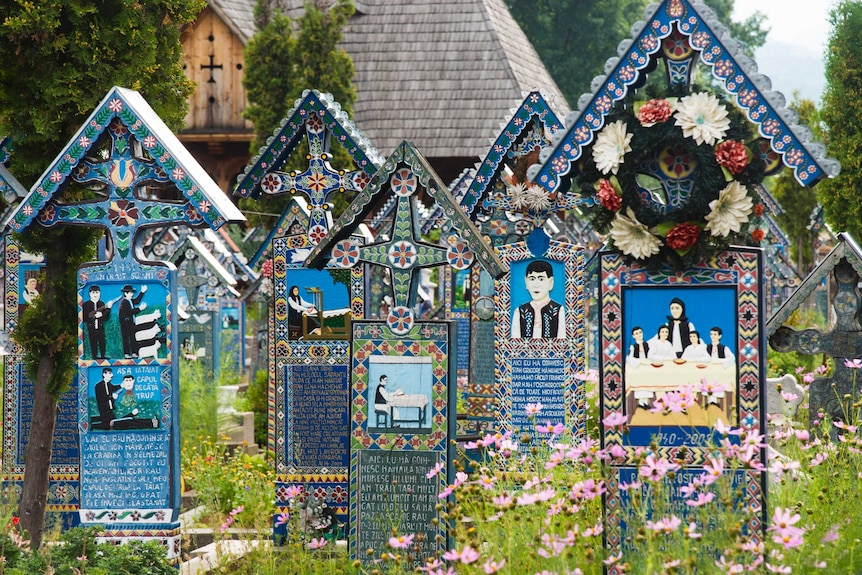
3,86 -> 243,559
234,90 -> 380,540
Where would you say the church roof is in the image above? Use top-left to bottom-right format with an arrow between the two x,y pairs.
529,0 -> 839,192
209,0 -> 257,41
227,0 -> 569,158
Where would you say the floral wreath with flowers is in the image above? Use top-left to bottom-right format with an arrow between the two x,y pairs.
576,85 -> 767,268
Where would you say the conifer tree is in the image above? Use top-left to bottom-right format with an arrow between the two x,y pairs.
819,0 -> 862,239
0,0 -> 203,547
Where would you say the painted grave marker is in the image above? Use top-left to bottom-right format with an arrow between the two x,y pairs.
233,90 -> 380,536
2,86 -> 243,558
350,321 -> 456,567
599,248 -> 767,565
495,242 -> 585,442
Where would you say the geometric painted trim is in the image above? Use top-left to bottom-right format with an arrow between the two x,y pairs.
460,91 -> 565,217
3,86 -> 243,233
494,240 -> 586,440
233,89 -> 382,199
531,0 -> 839,192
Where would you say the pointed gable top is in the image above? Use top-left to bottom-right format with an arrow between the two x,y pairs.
307,141 -> 503,277
767,232 -> 862,337
530,0 -> 839,192
460,90 -> 564,218
233,89 -> 383,199
3,86 -> 244,233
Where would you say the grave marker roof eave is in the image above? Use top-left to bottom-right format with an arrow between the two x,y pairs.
420,167 -> 476,236
169,233 -> 241,296
247,197 -> 312,269
232,89 -> 384,199
2,86 -> 244,235
306,140 -> 505,278
460,90 -> 565,218
766,232 -> 862,337
527,0 -> 840,192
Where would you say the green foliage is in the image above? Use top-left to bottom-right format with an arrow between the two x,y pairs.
771,99 -> 824,274
819,0 -> 862,239
243,0 -> 356,151
0,0 -> 203,184
235,369 -> 270,448
505,0 -> 768,107
7,527 -> 175,575
180,359 -> 220,445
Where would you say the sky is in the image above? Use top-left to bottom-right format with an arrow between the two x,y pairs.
732,0 -> 834,103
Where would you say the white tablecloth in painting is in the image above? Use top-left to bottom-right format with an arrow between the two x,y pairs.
387,394 -> 429,426
625,360 -> 735,394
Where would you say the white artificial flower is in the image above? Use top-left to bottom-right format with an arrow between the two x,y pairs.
704,181 -> 754,237
609,207 -> 662,259
525,185 -> 553,212
506,182 -> 530,209
673,92 -> 730,146
592,120 -> 632,175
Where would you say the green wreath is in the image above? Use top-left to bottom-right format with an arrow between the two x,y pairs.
577,85 -> 766,268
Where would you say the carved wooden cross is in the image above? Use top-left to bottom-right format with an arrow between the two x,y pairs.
201,54 -> 223,84
770,258 -> 862,433
37,117 -> 200,263
257,119 -> 370,244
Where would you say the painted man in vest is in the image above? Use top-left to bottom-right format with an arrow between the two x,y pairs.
626,326 -> 649,368
511,259 -> 565,339
707,326 -> 735,369
82,285 -> 112,359
118,284 -> 147,359
666,297 -> 695,358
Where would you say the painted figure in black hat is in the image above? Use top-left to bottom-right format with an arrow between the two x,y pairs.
118,284 -> 147,358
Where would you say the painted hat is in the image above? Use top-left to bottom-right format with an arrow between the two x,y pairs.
121,285 -> 135,293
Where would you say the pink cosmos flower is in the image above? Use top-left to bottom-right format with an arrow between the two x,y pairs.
536,421 -> 567,435
274,512 -> 289,527
284,485 -> 303,499
525,402 -> 543,416
442,545 -> 480,564
645,515 -> 682,534
802,372 -> 815,384
492,494 -> 513,507
821,526 -> 840,543
602,411 -> 627,428
767,507 -> 805,538
388,533 -> 414,549
772,532 -> 804,549
685,522 -> 702,539
426,462 -> 445,479
781,391 -> 798,402
685,492 -> 715,507
308,537 -> 327,549
765,563 -> 791,574
483,558 -> 506,573
701,456 -> 725,485
844,358 -> 862,369
715,555 -> 744,573
639,454 -> 679,481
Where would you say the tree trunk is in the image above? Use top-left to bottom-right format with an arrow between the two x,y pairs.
18,354 -> 59,549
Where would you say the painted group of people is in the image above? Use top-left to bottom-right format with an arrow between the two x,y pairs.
626,297 -> 734,369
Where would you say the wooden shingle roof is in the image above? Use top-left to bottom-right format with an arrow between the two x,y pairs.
217,0 -> 569,158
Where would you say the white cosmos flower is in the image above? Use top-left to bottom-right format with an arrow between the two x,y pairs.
704,181 -> 754,237
609,207 -> 662,259
673,92 -> 730,146
592,120 -> 632,175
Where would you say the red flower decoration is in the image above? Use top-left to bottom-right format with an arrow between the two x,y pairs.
637,99 -> 673,126
753,203 -> 764,217
596,179 -> 622,212
714,140 -> 749,175
665,222 -> 701,250
751,229 -> 765,242
261,259 -> 273,278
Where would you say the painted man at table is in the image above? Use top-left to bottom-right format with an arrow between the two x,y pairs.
373,375 -> 403,425
707,327 -> 735,369
511,260 -> 565,339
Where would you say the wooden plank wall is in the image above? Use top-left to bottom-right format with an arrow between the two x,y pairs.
181,7 -> 252,132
